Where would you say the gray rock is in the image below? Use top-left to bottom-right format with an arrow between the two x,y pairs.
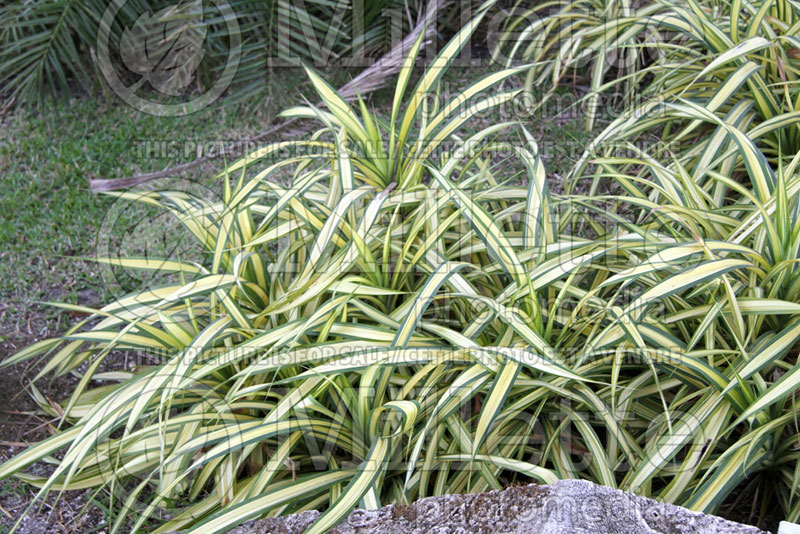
220,480 -> 769,534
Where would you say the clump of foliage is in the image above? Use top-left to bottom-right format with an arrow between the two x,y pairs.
495,0 -> 800,180
3,2 -> 800,533
1,9 -> 568,533
582,119 -> 800,522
